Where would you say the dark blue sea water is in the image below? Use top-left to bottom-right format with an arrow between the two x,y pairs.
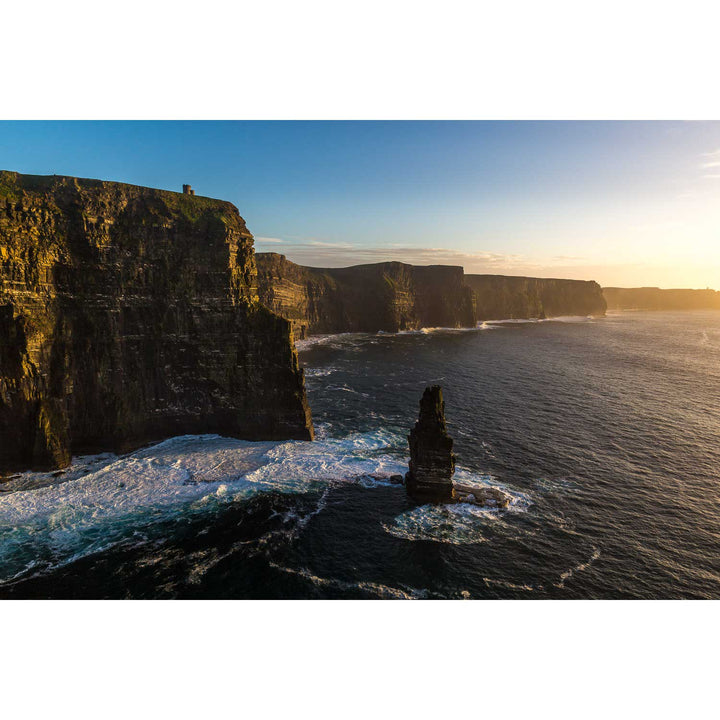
2,311 -> 720,599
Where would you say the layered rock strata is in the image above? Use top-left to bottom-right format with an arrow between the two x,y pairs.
256,254 -> 606,338
0,171 -> 313,475
405,385 -> 456,503
256,253 -> 475,338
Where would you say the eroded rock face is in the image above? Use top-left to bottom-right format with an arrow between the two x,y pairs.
256,253 -> 475,339
0,171 -> 313,475
256,254 -> 607,338
464,274 -> 607,320
405,385 -> 456,503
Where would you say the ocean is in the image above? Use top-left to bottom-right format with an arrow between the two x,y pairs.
2,311 -> 719,599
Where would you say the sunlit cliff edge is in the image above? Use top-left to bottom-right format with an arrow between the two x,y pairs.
0,171 -> 313,475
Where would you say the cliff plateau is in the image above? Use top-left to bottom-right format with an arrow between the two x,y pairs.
257,254 -> 607,336
256,253 -> 475,337
0,172 -> 313,475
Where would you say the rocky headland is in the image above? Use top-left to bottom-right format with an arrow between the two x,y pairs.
465,274 -> 607,321
256,253 -> 607,338
0,172 -> 313,476
256,253 -> 475,338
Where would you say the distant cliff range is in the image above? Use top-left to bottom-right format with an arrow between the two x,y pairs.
256,253 -> 607,338
603,287 -> 720,311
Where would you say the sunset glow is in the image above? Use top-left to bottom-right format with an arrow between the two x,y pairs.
2,120 -> 720,288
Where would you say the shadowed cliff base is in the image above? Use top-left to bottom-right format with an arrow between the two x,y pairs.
0,171 -> 313,476
256,253 -> 606,338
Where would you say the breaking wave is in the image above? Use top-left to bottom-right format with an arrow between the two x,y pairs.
483,315 -> 597,326
295,317 -> 600,351
0,431 -> 408,585
267,562 -> 430,599
383,473 -> 531,545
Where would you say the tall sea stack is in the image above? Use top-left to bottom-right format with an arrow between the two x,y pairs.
0,171 -> 313,476
405,385 -> 456,503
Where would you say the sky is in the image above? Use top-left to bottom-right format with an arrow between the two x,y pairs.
2,120 -> 720,288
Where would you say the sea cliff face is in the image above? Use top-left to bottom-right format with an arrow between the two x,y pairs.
256,253 -> 475,337
466,275 -> 607,320
603,287 -> 720,311
257,253 -> 606,336
0,172 -> 313,475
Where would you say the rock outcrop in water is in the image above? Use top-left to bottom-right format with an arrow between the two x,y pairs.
0,171 -> 313,476
602,286 -> 720,311
405,386 -> 456,503
256,253 -> 606,338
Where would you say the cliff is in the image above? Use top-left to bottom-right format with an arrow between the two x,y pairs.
602,287 -> 720,311
465,275 -> 607,320
256,253 -> 475,337
0,171 -> 313,475
257,254 -> 606,336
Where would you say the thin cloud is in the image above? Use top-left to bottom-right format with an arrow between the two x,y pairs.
307,240 -> 355,249
251,235 -> 592,276
699,149 -> 720,170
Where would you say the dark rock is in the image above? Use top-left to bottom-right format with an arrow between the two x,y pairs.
0,171 -> 314,476
389,474 -> 404,484
405,385 -> 455,503
256,253 -> 475,340
255,253 -> 607,340
453,482 -> 510,509
464,274 -> 606,321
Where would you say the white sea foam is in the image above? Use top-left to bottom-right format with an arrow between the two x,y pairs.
303,367 -> 338,378
298,325 -> 492,350
267,561 -> 428,599
482,576 -> 535,592
0,425 -> 531,584
484,318 -> 541,325
383,475 -> 531,545
295,333 -> 370,351
543,315 -> 598,323
295,316 -> 600,352
554,548 -> 601,589
402,326 -> 481,335
0,431 -> 407,584
295,318 -> 603,354
483,315 -> 597,325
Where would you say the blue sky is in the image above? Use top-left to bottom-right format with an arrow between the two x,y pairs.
2,121 -> 720,287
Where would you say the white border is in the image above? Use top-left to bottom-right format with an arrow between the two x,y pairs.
2,1 -> 719,716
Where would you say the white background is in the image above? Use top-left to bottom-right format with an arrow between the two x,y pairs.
2,1 -> 719,717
